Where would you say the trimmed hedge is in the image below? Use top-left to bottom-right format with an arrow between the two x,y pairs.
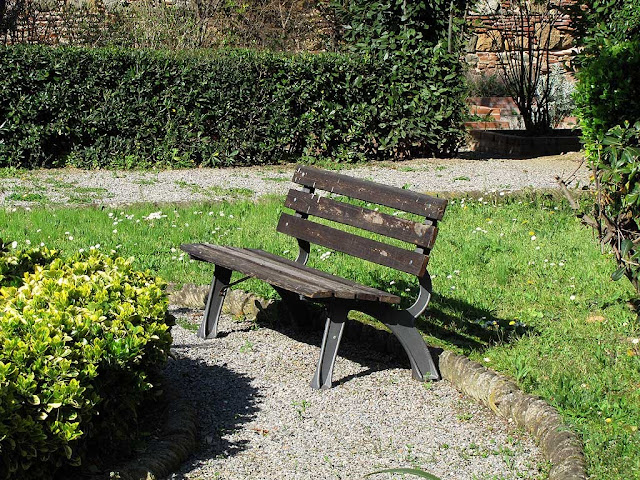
574,39 -> 640,158
0,240 -> 172,479
0,45 -> 466,168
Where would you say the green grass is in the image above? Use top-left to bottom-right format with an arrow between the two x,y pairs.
1,192 -> 639,479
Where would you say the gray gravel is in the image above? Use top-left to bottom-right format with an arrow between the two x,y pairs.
165,308 -> 546,480
1,153 -> 587,207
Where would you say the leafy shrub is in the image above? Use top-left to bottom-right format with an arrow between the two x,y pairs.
568,0 -> 640,295
0,44 -> 466,168
0,241 -> 172,479
465,72 -> 511,98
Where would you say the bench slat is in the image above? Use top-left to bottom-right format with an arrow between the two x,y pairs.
277,213 -> 429,277
182,244 -> 333,298
181,244 -> 400,303
247,249 -> 400,303
292,165 -> 447,221
284,189 -> 438,249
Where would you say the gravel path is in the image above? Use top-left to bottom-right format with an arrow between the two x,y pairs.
165,308 -> 546,480
0,153 -> 587,207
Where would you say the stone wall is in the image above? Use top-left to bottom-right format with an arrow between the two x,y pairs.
465,0 -> 576,78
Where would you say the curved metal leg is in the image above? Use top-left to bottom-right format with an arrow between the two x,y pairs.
198,266 -> 232,339
311,302 -> 349,390
380,309 -> 440,381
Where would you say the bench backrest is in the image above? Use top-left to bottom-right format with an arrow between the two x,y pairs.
277,165 -> 447,278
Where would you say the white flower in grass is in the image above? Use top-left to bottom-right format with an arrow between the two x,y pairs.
632,338 -> 639,345
79,248 -> 84,253
25,240 -> 31,245
389,280 -> 395,285
11,241 -> 17,249
219,211 -> 225,217
40,242 -> 45,247
530,235 -> 536,241
112,229 -> 117,234
68,236 -> 74,241
171,247 -> 177,253
483,357 -> 491,363
144,211 -> 165,221
570,295 -> 576,301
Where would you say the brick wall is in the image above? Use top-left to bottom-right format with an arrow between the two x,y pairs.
465,0 -> 576,78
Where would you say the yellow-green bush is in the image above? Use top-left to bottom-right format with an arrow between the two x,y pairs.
0,239 -> 172,479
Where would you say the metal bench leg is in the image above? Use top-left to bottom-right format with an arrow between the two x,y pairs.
198,266 -> 232,339
311,302 -> 349,390
378,308 -> 440,381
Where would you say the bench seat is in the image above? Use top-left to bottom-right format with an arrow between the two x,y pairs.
181,244 -> 400,303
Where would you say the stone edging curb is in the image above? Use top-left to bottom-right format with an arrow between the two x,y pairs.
109,379 -> 198,480
166,285 -> 588,480
439,351 -> 587,480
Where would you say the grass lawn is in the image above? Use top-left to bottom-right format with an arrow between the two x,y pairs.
2,191 -> 639,479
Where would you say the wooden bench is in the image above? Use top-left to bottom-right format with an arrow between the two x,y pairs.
181,165 -> 447,389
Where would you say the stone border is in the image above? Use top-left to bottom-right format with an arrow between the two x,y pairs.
165,284 -> 588,480
105,376 -> 198,480
439,352 -> 587,480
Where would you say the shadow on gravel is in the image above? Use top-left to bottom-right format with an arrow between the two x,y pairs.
163,356 -> 260,478
250,289 -> 536,382
254,301 -> 412,385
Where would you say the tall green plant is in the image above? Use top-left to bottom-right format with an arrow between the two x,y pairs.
563,0 -> 640,295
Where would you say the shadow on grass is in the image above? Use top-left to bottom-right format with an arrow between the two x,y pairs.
420,292 -> 537,354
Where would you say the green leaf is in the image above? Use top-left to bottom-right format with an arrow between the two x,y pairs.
621,239 -> 634,257
611,266 -> 626,281
365,468 -> 442,479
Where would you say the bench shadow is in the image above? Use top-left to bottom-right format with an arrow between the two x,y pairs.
249,283 -> 536,384
162,354 -> 260,477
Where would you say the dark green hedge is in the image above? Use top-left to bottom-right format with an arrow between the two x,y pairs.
574,40 -> 640,154
0,45 -> 466,168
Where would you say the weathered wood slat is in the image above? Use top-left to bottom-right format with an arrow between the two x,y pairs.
284,189 -> 438,249
207,245 -> 359,299
247,249 -> 400,303
181,244 -> 400,303
276,214 -> 429,277
182,244 -> 333,298
292,165 -> 448,221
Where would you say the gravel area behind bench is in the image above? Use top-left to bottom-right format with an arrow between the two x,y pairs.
165,308 -> 546,480
1,153 -> 587,207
